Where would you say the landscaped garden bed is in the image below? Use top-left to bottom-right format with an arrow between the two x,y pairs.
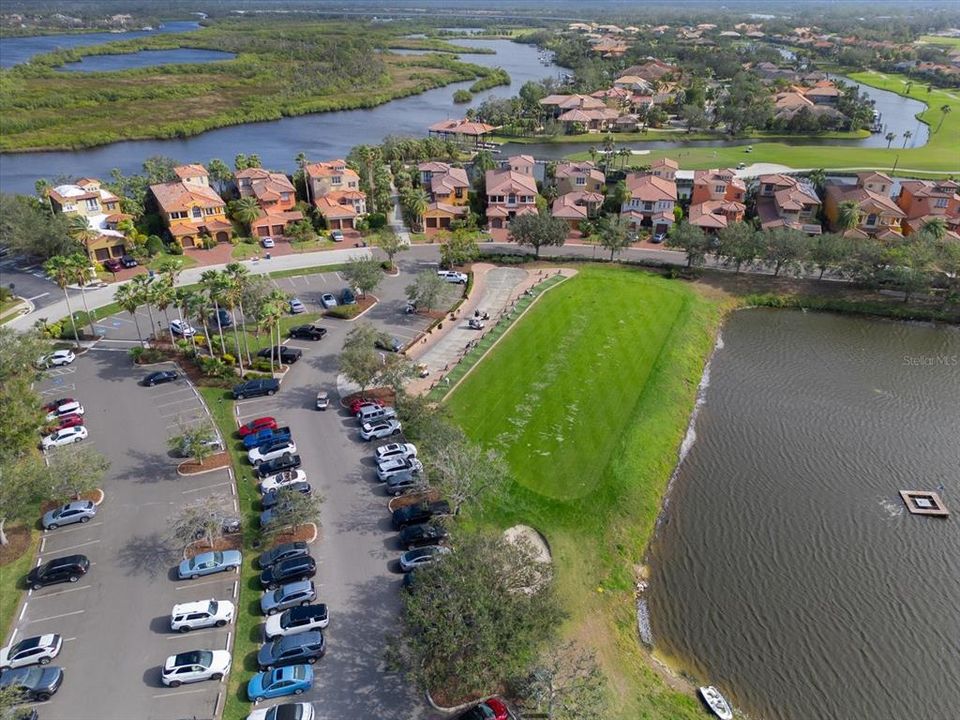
177,451 -> 232,475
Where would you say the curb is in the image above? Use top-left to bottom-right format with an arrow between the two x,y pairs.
425,691 -> 491,714
90,488 -> 106,506
329,294 -> 379,323
176,453 -> 232,476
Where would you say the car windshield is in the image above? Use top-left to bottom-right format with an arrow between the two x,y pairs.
207,601 -> 218,615
271,704 -> 306,720
174,650 -> 211,666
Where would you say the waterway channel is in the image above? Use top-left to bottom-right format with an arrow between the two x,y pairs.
646,309 -> 960,720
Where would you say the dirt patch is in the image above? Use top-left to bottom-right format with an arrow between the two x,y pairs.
341,387 -> 396,409
178,452 -> 232,475
185,533 -> 243,559
0,525 -> 32,567
263,523 -> 318,546
40,488 -> 103,514
503,525 -> 552,564
388,489 -> 441,512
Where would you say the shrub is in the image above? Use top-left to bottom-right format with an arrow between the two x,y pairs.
129,346 -> 144,361
197,356 -> 235,379
169,241 -> 184,255
193,335 -> 207,348
381,260 -> 393,271
201,235 -> 217,250
453,89 -> 473,103
146,235 -> 165,256
366,212 -> 387,230
252,358 -> 274,372
243,371 -> 273,380
325,305 -> 361,319
221,353 -> 235,366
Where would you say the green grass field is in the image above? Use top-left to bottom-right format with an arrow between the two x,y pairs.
0,527 -> 40,644
446,266 -> 725,719
918,34 -> 960,48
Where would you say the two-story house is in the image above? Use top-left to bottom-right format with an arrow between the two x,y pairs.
149,165 -> 232,248
896,179 -> 960,238
620,172 -> 677,236
824,172 -> 905,240
235,168 -> 304,238
554,161 -> 605,195
756,174 -> 822,234
48,177 -> 131,262
485,168 -> 538,229
417,161 -> 471,235
688,169 -> 746,232
305,160 -> 367,231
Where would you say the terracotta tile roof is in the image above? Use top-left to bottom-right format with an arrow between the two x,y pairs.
486,169 -> 538,196
625,173 -> 678,202
430,168 -> 470,195
826,183 -> 905,218
551,197 -> 589,220
173,164 -> 208,179
425,202 -> 468,217
418,161 -> 452,174
314,194 -> 359,219
693,169 -> 746,192
899,179 -> 960,199
258,209 -> 304,224
150,181 -> 224,213
251,173 -> 296,203
427,118 -> 496,136
652,157 -> 679,171
555,161 -> 605,184
235,168 -> 272,180
305,160 -> 358,181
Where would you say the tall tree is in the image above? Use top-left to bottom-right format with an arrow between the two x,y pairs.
427,440 -> 510,516
376,227 -> 407,270
231,196 -> 262,235
439,231 -> 480,268
65,251 -> 98,338
43,446 -> 110,502
151,278 -> 177,344
670,221 -> 712,268
113,282 -> 144,347
224,262 -> 254,365
836,200 -> 862,233
130,274 -> 158,341
405,270 -> 446,312
936,104 -> 951,133
200,270 -> 229,353
508,212 -> 569,258
401,187 -> 430,231
716,222 -> 763,273
763,227 -> 811,277
207,158 -> 233,195
884,131 -> 896,148
43,255 -> 82,346
342,256 -> 384,298
514,642 -> 608,720
168,495 -> 233,553
262,488 -> 325,544
596,215 -> 632,261
809,233 -> 851,280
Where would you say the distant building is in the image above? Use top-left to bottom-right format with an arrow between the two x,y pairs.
48,178 -> 131,262
896,179 -> 960,238
756,174 -> 822,234
235,167 -> 303,238
304,160 -> 366,230
824,172 -> 905,240
688,169 -> 746,231
427,118 -> 497,148
485,164 -> 538,229
554,161 -> 605,195
620,168 -> 677,236
150,165 -> 232,247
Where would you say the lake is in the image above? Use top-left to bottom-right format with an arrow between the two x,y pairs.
646,309 -> 960,720
0,21 -> 201,68
56,48 -> 234,72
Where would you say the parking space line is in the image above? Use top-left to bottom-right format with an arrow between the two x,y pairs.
152,687 -> 211,699
175,575 -> 237,591
182,481 -> 231,494
44,521 -> 102,535
41,538 -> 101,555
31,585 -> 90,599
163,627 -> 226,640
25,609 -> 86,624
62,637 -> 77,642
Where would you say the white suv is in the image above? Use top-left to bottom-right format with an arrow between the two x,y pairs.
248,440 -> 297,466
377,457 -> 423,481
161,649 -> 231,687
437,270 -> 468,284
170,599 -> 236,633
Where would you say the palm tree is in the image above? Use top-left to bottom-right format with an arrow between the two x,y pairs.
151,278 -> 177,345
355,146 -> 382,213
885,132 -> 896,149
181,289 -> 213,356
66,215 -> 97,257
904,82 -> 913,96
200,270 -> 229,354
129,274 -> 157,341
936,104 -> 952,133
256,292 -> 286,373
902,130 -> 913,148
837,200 -> 862,233
401,187 -> 430,232
922,216 -> 947,241
224,262 -> 253,365
113,282 -> 144,348
66,251 -> 98,338
472,150 -> 496,174
266,289 -> 287,360
220,274 -> 245,375
43,255 -> 81,347
807,168 -> 827,195
588,146 -> 598,165
232,197 -> 262,235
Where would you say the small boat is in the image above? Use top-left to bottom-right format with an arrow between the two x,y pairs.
699,686 -> 733,720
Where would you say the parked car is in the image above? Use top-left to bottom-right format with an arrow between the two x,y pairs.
261,482 -> 312,510
264,605 -> 329,640
0,666 -> 63,702
257,346 -> 302,365
400,545 -> 451,573
42,500 -> 96,530
233,378 -> 280,400
259,469 -> 307,493
320,293 -> 337,309
238,417 -> 278,437
260,503 -> 296,528
143,370 -> 179,386
261,237 -> 275,248
315,391 -> 329,411
209,308 -> 233,328
452,697 -> 515,720
289,324 -> 326,341
102,258 -> 123,273
255,455 -> 302,479
374,442 -> 416,462
437,269 -> 468,284
121,254 -> 138,268
44,400 -> 83,422
246,701 -> 315,720
377,456 -> 423,481
260,556 -> 317,591
468,318 -> 484,330
37,348 -> 76,370
44,413 -> 84,433
339,288 -> 357,305
42,397 -> 75,413
249,439 -> 297,466
0,634 -> 62,671
289,298 -> 306,314
161,649 -> 231,687
258,542 -> 309,571
330,229 -> 344,242
652,232 -> 667,244
398,522 -> 449,550
391,501 -> 451,530
243,426 -> 292,450
353,401 -> 387,419
257,632 -> 325,671
177,550 -> 242,580
360,419 -> 402,441
247,665 -> 313,703
41,425 -> 88,450
385,474 -> 426,497
374,334 -> 402,353
26,555 -> 89,590
170,599 -> 235,633
170,319 -> 196,337
261,580 -> 316,615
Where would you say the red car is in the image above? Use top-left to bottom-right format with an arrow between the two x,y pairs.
43,397 -> 75,413
453,697 -> 513,720
46,413 -> 84,433
238,416 -> 277,437
349,398 -> 384,414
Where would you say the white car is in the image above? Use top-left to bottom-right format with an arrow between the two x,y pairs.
247,703 -> 315,720
170,599 -> 236,633
45,401 -> 84,422
264,604 -> 330,640
437,270 -> 468,284
375,442 -> 417,462
170,319 -> 197,337
161,649 -> 231,687
248,440 -> 298,466
260,469 -> 308,493
360,419 -> 401,441
0,634 -> 62,670
261,237 -> 275,248
41,425 -> 88,450
39,349 -> 75,368
399,545 -> 451,572
377,457 -> 424,481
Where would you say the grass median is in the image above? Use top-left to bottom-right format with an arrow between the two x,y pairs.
446,265 -> 727,719
0,527 -> 40,644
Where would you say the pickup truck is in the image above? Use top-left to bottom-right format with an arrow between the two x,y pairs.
242,426 -> 292,450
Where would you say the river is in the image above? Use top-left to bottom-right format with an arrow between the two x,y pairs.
646,309 -> 960,720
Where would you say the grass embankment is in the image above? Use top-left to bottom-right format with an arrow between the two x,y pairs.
561,72 -> 959,175
0,18 -> 499,152
0,528 -> 40,644
917,35 -> 960,48
446,266 -> 726,719
197,386 -> 263,720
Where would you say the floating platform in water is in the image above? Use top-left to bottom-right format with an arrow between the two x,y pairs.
900,490 -> 949,517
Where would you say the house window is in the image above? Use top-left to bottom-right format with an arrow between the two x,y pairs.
575,177 -> 586,186
85,198 -> 99,211
508,194 -> 517,204
764,184 -> 774,193
866,213 -> 878,226
715,185 -> 725,194
192,207 -> 203,219
935,197 -> 948,208
281,193 -> 291,202
331,176 -> 341,185
455,188 -> 464,199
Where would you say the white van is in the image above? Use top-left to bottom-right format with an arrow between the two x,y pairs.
357,405 -> 397,425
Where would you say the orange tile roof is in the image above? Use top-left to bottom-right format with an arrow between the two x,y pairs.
150,181 -> 224,213
427,118 -> 496,136
625,174 -> 677,202
173,164 -> 208,179
305,160 -> 359,181
485,169 -> 537,196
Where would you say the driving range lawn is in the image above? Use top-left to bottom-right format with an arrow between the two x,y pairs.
446,266 -> 725,719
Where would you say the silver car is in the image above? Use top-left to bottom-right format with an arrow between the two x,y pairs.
261,580 -> 316,616
42,500 -> 96,530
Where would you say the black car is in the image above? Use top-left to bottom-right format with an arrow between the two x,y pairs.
256,454 -> 302,479
256,631 -> 326,671
339,288 -> 357,305
0,666 -> 64,702
391,501 -> 452,530
398,522 -> 449,550
257,346 -> 303,365
143,370 -> 179,386
26,555 -> 89,590
258,541 -> 310,571
288,325 -> 327,341
209,308 -> 233,328
233,378 -> 280,400
261,482 -> 312,510
120,255 -> 138,268
260,556 -> 317,590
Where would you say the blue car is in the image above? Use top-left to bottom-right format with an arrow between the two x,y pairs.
247,664 -> 314,703
177,550 -> 242,580
243,426 -> 292,450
